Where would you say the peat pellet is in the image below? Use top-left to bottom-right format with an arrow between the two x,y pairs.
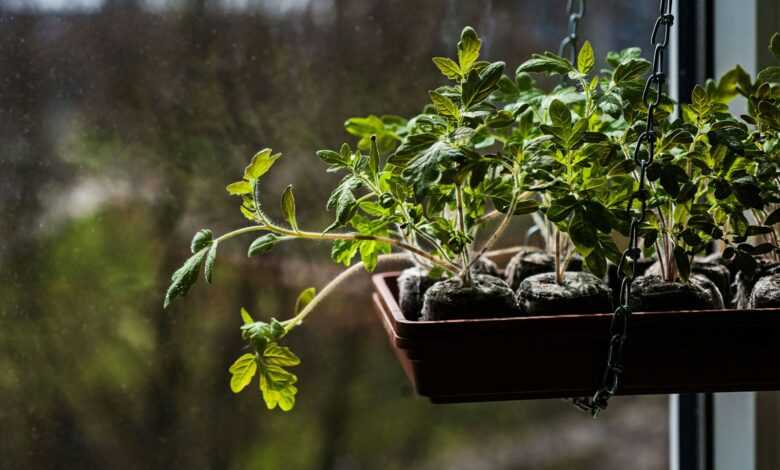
516,271 -> 612,315
645,258 -> 732,306
505,248 -> 554,291
421,274 -> 519,321
748,273 -> 780,308
397,267 -> 439,321
628,274 -> 721,312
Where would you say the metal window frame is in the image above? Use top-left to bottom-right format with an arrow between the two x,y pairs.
668,1 -> 780,469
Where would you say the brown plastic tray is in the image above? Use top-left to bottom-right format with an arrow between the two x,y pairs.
371,272 -> 780,403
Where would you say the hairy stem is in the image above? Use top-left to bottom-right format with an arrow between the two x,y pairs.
454,185 -> 472,285
284,253 -> 411,331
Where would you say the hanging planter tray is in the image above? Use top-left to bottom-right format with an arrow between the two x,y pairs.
371,272 -> 780,404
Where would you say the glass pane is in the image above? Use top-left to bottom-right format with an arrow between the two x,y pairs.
1,1 -> 666,469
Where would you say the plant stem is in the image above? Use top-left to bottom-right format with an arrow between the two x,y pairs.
284,253 -> 411,332
555,228 -> 563,285
214,223 -> 459,273
454,185 -> 472,284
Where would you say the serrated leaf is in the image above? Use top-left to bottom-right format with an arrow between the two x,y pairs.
226,180 -> 252,196
577,40 -> 595,74
294,287 -> 316,315
516,51 -> 574,76
585,250 -> 607,278
549,99 -> 571,128
191,229 -> 213,253
248,233 -> 279,257
229,353 -> 257,393
264,343 -> 301,367
281,184 -> 298,230
204,241 -> 218,284
316,149 -> 347,169
258,360 -> 298,412
461,61 -> 505,109
430,91 -> 460,119
765,208 -> 780,225
613,58 -> 651,84
771,33 -> 780,61
240,307 -> 254,325
331,239 -> 359,267
358,240 -> 391,272
457,26 -> 481,73
244,148 -> 281,181
164,248 -> 208,308
432,56 -> 461,80
569,214 -> 598,256
674,245 -> 690,282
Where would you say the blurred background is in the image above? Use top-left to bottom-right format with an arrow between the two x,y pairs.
0,1 -> 674,469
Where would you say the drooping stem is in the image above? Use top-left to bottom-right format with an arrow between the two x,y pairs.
284,253 -> 411,332
215,223 -> 459,274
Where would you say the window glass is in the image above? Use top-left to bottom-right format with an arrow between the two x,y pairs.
1,1 -> 666,469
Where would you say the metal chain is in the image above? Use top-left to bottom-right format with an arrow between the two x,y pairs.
558,0 -> 585,63
572,0 -> 674,417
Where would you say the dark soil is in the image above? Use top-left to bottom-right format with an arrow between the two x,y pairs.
421,274 -> 519,321
734,259 -> 780,308
516,271 -> 612,315
748,273 -> 780,308
397,267 -> 439,320
645,257 -> 732,306
628,275 -> 723,312
397,257 -> 502,320
505,248 -> 554,291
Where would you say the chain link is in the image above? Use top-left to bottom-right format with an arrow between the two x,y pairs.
572,0 -> 674,417
558,0 -> 585,64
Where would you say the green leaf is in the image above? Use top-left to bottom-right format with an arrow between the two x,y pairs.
461,61 -> 505,109
577,40 -> 595,74
240,307 -> 254,325
457,26 -> 481,73
164,248 -> 208,308
516,51 -> 574,76
546,196 -> 577,222
512,199 -> 540,215
358,240 -> 391,272
757,66 -> 780,84
248,234 -> 280,257
765,208 -> 780,225
229,353 -> 258,393
569,214 -> 598,256
244,148 -> 281,181
331,239 -> 359,267
204,241 -> 218,284
612,58 -> 651,84
585,250 -> 607,278
673,246 -> 690,282
325,177 -> 359,232
281,184 -> 298,230
258,363 -> 298,412
549,99 -> 571,128
316,149 -> 348,169
294,287 -> 316,315
770,33 -> 780,61
191,229 -> 213,253
429,91 -> 460,119
226,180 -> 252,196
432,56 -> 461,80
263,343 -> 301,367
